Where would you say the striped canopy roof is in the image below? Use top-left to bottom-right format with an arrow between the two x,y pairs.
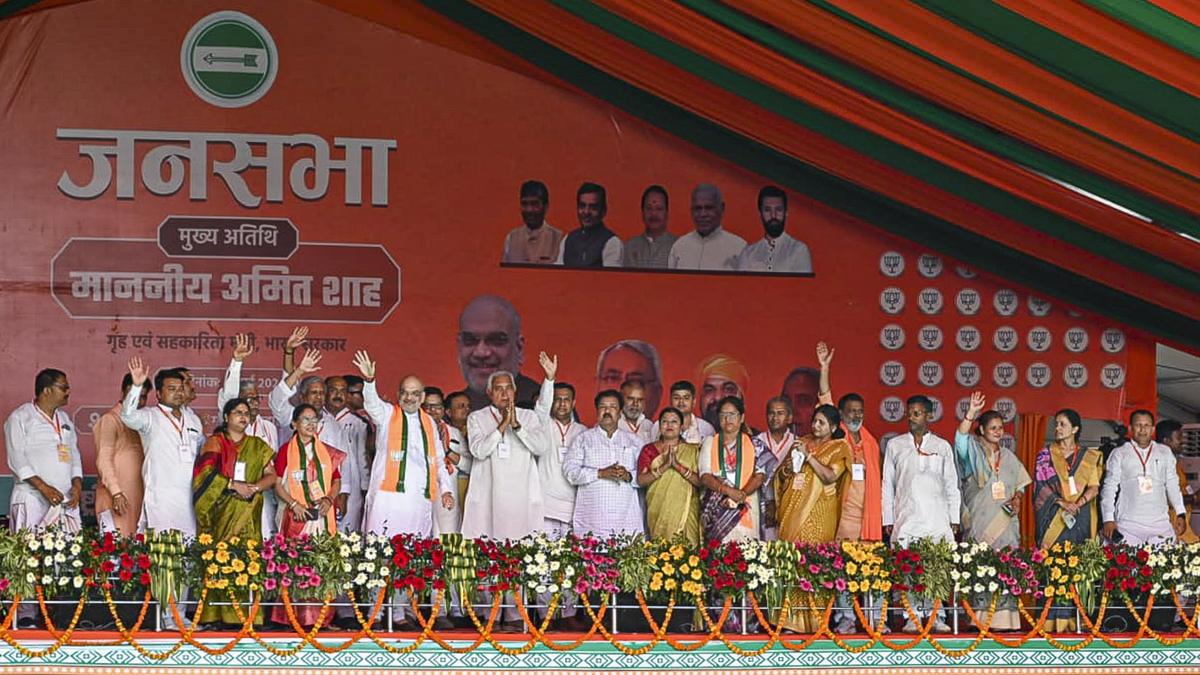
9,0 -> 1200,351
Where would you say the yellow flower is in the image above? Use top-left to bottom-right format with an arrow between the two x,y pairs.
216,541 -> 228,550
220,565 -> 232,575
680,564 -> 690,575
1050,568 -> 1062,581
215,549 -> 230,564
845,562 -> 858,576
247,562 -> 261,576
848,581 -> 860,593
650,577 -> 663,592
1045,585 -> 1056,598
231,559 -> 246,573
1062,540 -> 1073,552
688,555 -> 700,567
1068,556 -> 1079,568
198,533 -> 213,546
670,544 -> 685,560
206,563 -> 218,576
245,539 -> 257,550
235,573 -> 249,587
229,536 -> 241,545
664,579 -> 677,591
878,581 -> 892,592
202,550 -> 214,562
659,552 -> 670,562
214,579 -> 229,590
690,569 -> 702,580
662,563 -> 675,576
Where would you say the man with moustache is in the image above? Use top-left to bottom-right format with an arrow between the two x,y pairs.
651,381 -> 715,445
619,380 -> 655,444
815,342 -> 884,633
563,390 -> 644,537
622,185 -> 676,268
457,295 -> 540,411
217,334 -> 280,536
668,183 -> 746,270
733,185 -> 812,273
463,370 -> 547,631
351,351 -> 456,630
95,374 -> 151,538
122,359 -> 205,629
882,395 -> 959,633
696,354 -> 749,430
595,339 -> 664,418
5,368 -> 84,628
529,353 -> 589,630
556,181 -> 622,267
502,180 -> 562,265
751,396 -> 795,541
326,375 -> 370,533
1101,410 -> 1186,546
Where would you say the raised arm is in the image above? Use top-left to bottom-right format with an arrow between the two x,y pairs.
282,326 -> 307,381
119,356 -> 154,432
534,351 -> 557,419
352,350 -> 391,426
217,334 -> 254,410
816,341 -> 834,406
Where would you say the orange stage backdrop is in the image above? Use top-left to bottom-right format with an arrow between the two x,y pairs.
0,1 -> 1141,479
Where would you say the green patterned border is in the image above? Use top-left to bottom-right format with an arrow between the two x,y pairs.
0,638 -> 1199,671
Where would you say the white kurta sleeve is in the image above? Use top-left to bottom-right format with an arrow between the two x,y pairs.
1100,448 -> 1122,523
217,359 -> 242,411
4,412 -> 35,482
67,416 -> 83,480
602,237 -> 623,267
268,376 -> 296,429
513,413 -> 546,457
356,423 -> 371,492
942,446 -> 961,526
119,385 -> 153,433
562,434 -> 596,486
467,411 -> 502,460
534,378 -> 554,419
667,240 -> 682,269
882,443 -> 897,527
362,381 -> 393,430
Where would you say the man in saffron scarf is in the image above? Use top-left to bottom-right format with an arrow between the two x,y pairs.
351,351 -> 455,630
774,405 -> 852,633
193,398 -> 276,627
816,342 -> 885,633
272,403 -> 345,628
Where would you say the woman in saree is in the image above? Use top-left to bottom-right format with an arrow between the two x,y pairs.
698,396 -> 767,545
193,397 -> 276,627
955,391 -> 1031,632
271,403 -> 346,629
774,404 -> 852,633
1033,408 -> 1102,632
637,407 -> 702,545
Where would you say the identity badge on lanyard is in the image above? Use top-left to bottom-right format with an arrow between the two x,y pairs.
1135,445 -> 1154,494
160,408 -> 191,462
492,409 -> 511,459
37,408 -> 70,464
990,451 -> 1005,500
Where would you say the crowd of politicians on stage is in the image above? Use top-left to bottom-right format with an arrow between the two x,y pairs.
5,328 -> 1193,634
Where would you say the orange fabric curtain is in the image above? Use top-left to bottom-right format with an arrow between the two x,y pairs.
1120,333 -> 1159,422
1016,413 -> 1049,548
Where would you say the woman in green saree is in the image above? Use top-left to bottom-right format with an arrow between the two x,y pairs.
192,397 -> 277,626
637,407 -> 702,545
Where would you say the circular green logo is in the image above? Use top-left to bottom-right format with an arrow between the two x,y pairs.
181,11 -> 277,108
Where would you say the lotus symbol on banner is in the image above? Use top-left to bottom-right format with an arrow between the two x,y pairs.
956,362 -> 980,387
955,289 -> 980,315
1101,364 -> 1126,389
880,252 -> 904,277
993,362 -> 1016,388
1027,327 -> 1051,353
1064,363 -> 1088,388
918,254 -> 943,278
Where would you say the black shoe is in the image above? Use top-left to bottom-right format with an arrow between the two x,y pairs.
393,618 -> 419,632
333,616 -> 361,630
15,618 -> 39,630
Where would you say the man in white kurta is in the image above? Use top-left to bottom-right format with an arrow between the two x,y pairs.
618,381 -> 655,444
1101,411 -> 1186,546
531,354 -> 587,627
122,359 -> 204,629
216,335 -> 279,537
882,396 -> 959,633
5,369 -> 85,626
327,376 -> 370,533
733,232 -> 812,273
563,391 -> 645,538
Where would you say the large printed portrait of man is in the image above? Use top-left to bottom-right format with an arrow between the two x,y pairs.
781,366 -> 820,435
456,294 -> 540,410
595,339 -> 663,417
696,353 -> 749,428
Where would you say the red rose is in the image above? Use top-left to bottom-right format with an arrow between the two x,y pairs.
1137,549 -> 1149,563
1140,565 -> 1153,578
737,562 -> 747,573
915,566 -> 925,575
101,560 -> 116,574
137,556 -> 151,570
914,584 -> 926,593
1116,552 -> 1129,566
139,572 -> 151,586
119,569 -> 133,582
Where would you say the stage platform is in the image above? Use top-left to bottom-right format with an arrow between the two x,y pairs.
1,629 -> 1198,674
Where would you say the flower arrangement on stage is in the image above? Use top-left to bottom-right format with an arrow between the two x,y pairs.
338,532 -> 393,593
390,532 -> 445,595
645,539 -> 704,599
84,531 -> 152,593
572,534 -> 620,596
260,533 -> 341,599
1038,539 -> 1104,604
473,537 -> 520,594
893,539 -> 953,600
840,540 -> 893,595
700,539 -> 749,598
193,533 -> 263,594
745,540 -> 800,610
793,541 -> 846,599
1158,541 -> 1200,597
952,541 -> 1001,597
21,528 -> 86,592
514,533 -> 579,599
1103,543 -> 1164,600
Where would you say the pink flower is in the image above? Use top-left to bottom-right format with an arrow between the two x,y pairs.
835,578 -> 847,592
798,579 -> 813,592
808,564 -> 821,574
281,577 -> 291,588
287,549 -> 298,559
1031,550 -> 1046,563
263,578 -> 277,591
277,563 -> 290,574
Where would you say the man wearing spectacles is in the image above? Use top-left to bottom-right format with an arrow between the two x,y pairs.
457,295 -> 540,411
